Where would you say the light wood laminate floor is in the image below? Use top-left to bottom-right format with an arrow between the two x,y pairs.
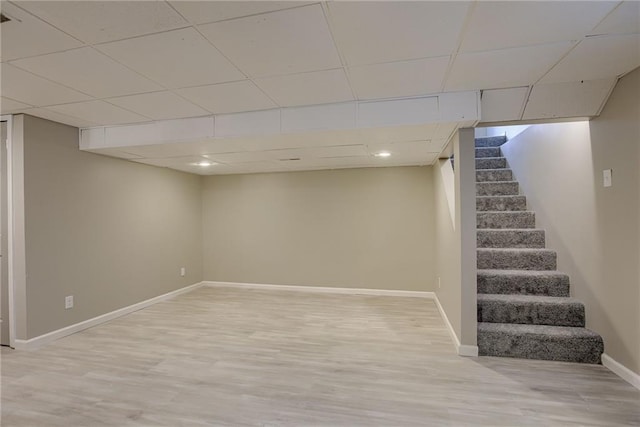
2,287 -> 639,426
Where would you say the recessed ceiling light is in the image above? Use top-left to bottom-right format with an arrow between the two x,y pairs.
195,161 -> 213,167
374,151 -> 391,158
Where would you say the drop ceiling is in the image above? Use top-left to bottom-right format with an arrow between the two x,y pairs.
1,1 -> 639,175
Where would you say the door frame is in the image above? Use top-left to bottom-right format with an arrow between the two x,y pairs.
1,115 -> 15,348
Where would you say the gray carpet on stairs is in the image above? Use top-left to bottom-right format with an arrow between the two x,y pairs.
474,136 -> 603,364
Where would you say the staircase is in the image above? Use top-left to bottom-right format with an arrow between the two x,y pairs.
475,136 -> 604,364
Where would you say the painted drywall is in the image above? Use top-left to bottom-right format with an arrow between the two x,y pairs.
0,121 -> 8,345
500,67 -> 640,375
202,167 -> 435,291
22,115 -> 203,339
434,157 -> 461,339
434,129 -> 477,350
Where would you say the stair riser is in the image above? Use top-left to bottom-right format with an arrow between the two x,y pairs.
477,301 -> 585,327
477,212 -> 535,229
476,147 -> 502,158
476,169 -> 513,182
477,230 -> 545,248
476,158 -> 507,169
477,196 -> 527,211
477,274 -> 570,297
475,136 -> 507,148
477,182 -> 519,196
478,328 -> 603,364
477,250 -> 557,270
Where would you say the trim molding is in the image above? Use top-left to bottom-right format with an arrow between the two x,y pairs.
14,282 -> 204,350
432,293 -> 478,357
204,281 -> 435,298
602,353 -> 640,390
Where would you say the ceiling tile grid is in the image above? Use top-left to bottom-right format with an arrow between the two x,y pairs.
198,4 -> 342,78
1,1 -> 638,176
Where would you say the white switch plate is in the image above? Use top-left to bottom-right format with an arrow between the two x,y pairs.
180,267 -> 186,277
603,169 -> 612,187
65,295 -> 74,309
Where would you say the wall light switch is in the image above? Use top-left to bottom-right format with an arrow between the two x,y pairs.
180,267 -> 186,277
603,169 -> 612,188
65,295 -> 74,309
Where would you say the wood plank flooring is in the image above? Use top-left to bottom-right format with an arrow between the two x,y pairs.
2,286 -> 639,426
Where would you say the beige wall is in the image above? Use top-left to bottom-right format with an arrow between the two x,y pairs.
500,67 -> 640,374
434,128 -> 477,351
434,158 -> 461,339
202,167 -> 435,291
22,115 -> 203,339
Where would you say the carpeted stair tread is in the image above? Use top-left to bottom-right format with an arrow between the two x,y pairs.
477,322 -> 603,364
477,211 -> 535,229
477,294 -> 585,327
477,195 -> 527,211
477,269 -> 570,297
476,157 -> 507,170
476,147 -> 502,158
476,169 -> 513,182
477,229 -> 545,248
475,136 -> 507,148
477,181 -> 519,196
477,248 -> 557,270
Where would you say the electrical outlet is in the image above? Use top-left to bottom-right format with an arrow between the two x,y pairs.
180,267 -> 186,277
65,295 -> 74,309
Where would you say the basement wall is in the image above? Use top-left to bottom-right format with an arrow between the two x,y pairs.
19,115 -> 203,339
499,67 -> 640,375
201,166 -> 436,291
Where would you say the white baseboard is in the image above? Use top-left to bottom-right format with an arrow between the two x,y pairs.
204,281 -> 434,298
432,293 -> 478,357
458,345 -> 479,357
602,353 -> 640,390
14,282 -> 204,351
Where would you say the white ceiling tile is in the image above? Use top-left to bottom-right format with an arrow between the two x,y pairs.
135,155 -> 212,167
460,1 -> 617,53
215,110 -> 281,138
348,56 -> 450,100
327,2 -> 470,66
1,97 -> 32,114
205,151 -> 269,163
169,1 -> 310,25
254,69 -> 353,107
523,78 -> 617,120
591,2 -> 640,36
48,101 -> 150,126
438,91 -> 479,121
358,97 -> 439,128
541,34 -> 640,83
11,47 -> 162,98
88,148 -> 143,160
281,103 -> 356,133
120,139 -> 245,159
0,63 -> 91,106
0,2 -> 84,61
176,81 -> 276,114
445,42 -> 575,91
23,107 -> 98,128
199,4 -> 341,77
366,140 -> 436,156
96,28 -> 244,89
358,124 -> 440,145
481,87 -> 529,122
106,91 -> 209,121
286,156 -> 375,170
16,1 -> 187,44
